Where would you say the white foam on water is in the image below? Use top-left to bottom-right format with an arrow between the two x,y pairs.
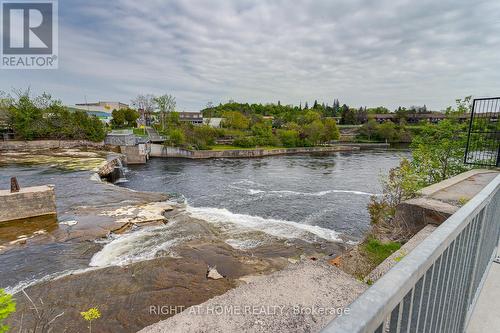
5,267 -> 100,295
248,189 -> 265,195
247,188 -> 375,197
89,226 -> 186,267
186,206 -> 342,243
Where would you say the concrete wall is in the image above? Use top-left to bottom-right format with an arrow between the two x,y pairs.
150,144 -> 359,159
97,155 -> 125,177
394,169 -> 500,235
104,134 -> 137,146
120,144 -> 150,164
0,185 -> 57,223
0,140 -> 104,151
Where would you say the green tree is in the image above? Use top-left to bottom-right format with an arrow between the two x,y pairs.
340,105 -> 356,124
303,119 -> 325,145
111,109 -> 126,127
411,119 -> 469,185
8,93 -> 44,140
377,121 -> 397,142
359,119 -> 379,141
300,110 -> 321,125
278,129 -> 300,147
123,108 -> 139,127
0,289 -> 15,333
445,96 -> 471,116
166,111 -> 180,127
5,90 -> 105,141
166,128 -> 185,146
323,118 -> 340,141
154,94 -> 176,130
221,111 -> 250,130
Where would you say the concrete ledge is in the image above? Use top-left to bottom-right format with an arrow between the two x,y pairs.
0,185 -> 57,222
419,169 -> 497,197
394,197 -> 458,233
150,144 -> 360,159
395,169 -> 499,234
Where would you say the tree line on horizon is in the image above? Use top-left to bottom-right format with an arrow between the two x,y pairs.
201,99 -> 444,126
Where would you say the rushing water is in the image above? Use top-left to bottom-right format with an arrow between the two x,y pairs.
119,150 -> 410,240
0,149 -> 409,292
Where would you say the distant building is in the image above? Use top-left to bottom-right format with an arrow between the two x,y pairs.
204,117 -> 224,128
73,101 -> 130,124
371,113 -> 470,124
75,101 -> 129,112
179,112 -> 204,125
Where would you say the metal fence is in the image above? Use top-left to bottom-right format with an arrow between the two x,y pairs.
465,97 -> 500,167
322,174 -> 500,333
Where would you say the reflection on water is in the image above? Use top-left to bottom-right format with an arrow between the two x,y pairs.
0,215 -> 58,243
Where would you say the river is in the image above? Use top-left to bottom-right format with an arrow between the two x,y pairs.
0,149 -> 409,293
119,150 -> 410,240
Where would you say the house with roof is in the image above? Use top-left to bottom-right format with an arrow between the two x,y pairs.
179,112 -> 204,125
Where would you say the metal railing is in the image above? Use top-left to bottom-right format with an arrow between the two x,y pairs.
322,174 -> 500,333
464,97 -> 500,167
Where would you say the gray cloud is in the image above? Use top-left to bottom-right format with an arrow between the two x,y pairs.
1,0 -> 500,110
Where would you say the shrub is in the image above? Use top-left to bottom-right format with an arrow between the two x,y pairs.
277,129 -> 300,147
166,128 -> 185,146
0,289 -> 15,333
233,136 -> 256,148
191,125 -> 217,150
368,159 -> 421,241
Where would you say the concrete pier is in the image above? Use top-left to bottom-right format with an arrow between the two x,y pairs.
0,185 -> 57,223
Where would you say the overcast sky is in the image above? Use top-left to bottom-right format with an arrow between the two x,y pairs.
2,0 -> 500,111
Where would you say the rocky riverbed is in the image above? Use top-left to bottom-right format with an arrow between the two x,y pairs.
0,148 -> 349,332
